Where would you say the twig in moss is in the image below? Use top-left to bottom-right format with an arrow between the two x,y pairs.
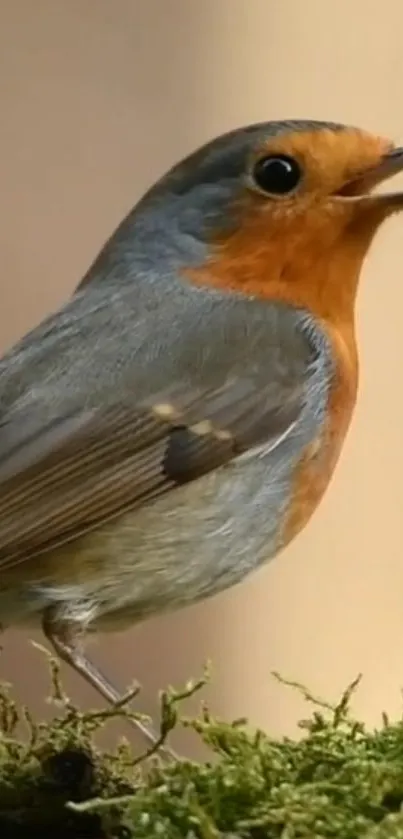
272,670 -> 363,732
70,670 -> 211,814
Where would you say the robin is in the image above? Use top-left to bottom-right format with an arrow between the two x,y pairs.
0,119 -> 402,754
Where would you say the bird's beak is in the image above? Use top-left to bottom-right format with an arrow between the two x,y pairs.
334,146 -> 403,207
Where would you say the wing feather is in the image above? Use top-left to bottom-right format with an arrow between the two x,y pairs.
0,374 -> 303,568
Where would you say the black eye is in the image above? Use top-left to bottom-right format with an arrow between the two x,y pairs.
252,154 -> 302,196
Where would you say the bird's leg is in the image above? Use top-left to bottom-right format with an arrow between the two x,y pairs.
42,608 -> 178,761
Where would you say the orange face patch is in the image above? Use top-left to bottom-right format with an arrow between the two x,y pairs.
184,127 -> 394,331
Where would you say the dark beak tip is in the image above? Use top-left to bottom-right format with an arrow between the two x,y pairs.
387,146 -> 403,160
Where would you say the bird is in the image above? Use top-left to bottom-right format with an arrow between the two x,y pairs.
0,118 -> 402,755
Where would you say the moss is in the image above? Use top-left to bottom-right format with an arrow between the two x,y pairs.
1,657 -> 403,839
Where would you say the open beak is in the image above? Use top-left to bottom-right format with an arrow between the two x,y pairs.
334,146 -> 403,206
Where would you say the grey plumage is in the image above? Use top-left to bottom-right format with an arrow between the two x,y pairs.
0,275 -> 332,627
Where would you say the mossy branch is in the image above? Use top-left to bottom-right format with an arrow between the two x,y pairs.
1,652 -> 403,838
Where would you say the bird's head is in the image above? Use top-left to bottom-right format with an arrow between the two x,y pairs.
136,119 -> 403,321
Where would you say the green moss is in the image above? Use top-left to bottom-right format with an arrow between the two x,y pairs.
1,657 -> 403,839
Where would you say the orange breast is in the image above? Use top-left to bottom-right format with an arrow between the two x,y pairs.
281,323 -> 359,547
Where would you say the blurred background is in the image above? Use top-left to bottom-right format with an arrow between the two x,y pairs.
1,0 -> 403,757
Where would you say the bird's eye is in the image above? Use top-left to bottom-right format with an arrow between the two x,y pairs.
252,154 -> 302,196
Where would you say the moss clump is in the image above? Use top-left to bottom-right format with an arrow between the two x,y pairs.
1,659 -> 403,839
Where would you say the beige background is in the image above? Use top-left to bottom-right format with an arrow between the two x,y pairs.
1,0 -> 403,755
